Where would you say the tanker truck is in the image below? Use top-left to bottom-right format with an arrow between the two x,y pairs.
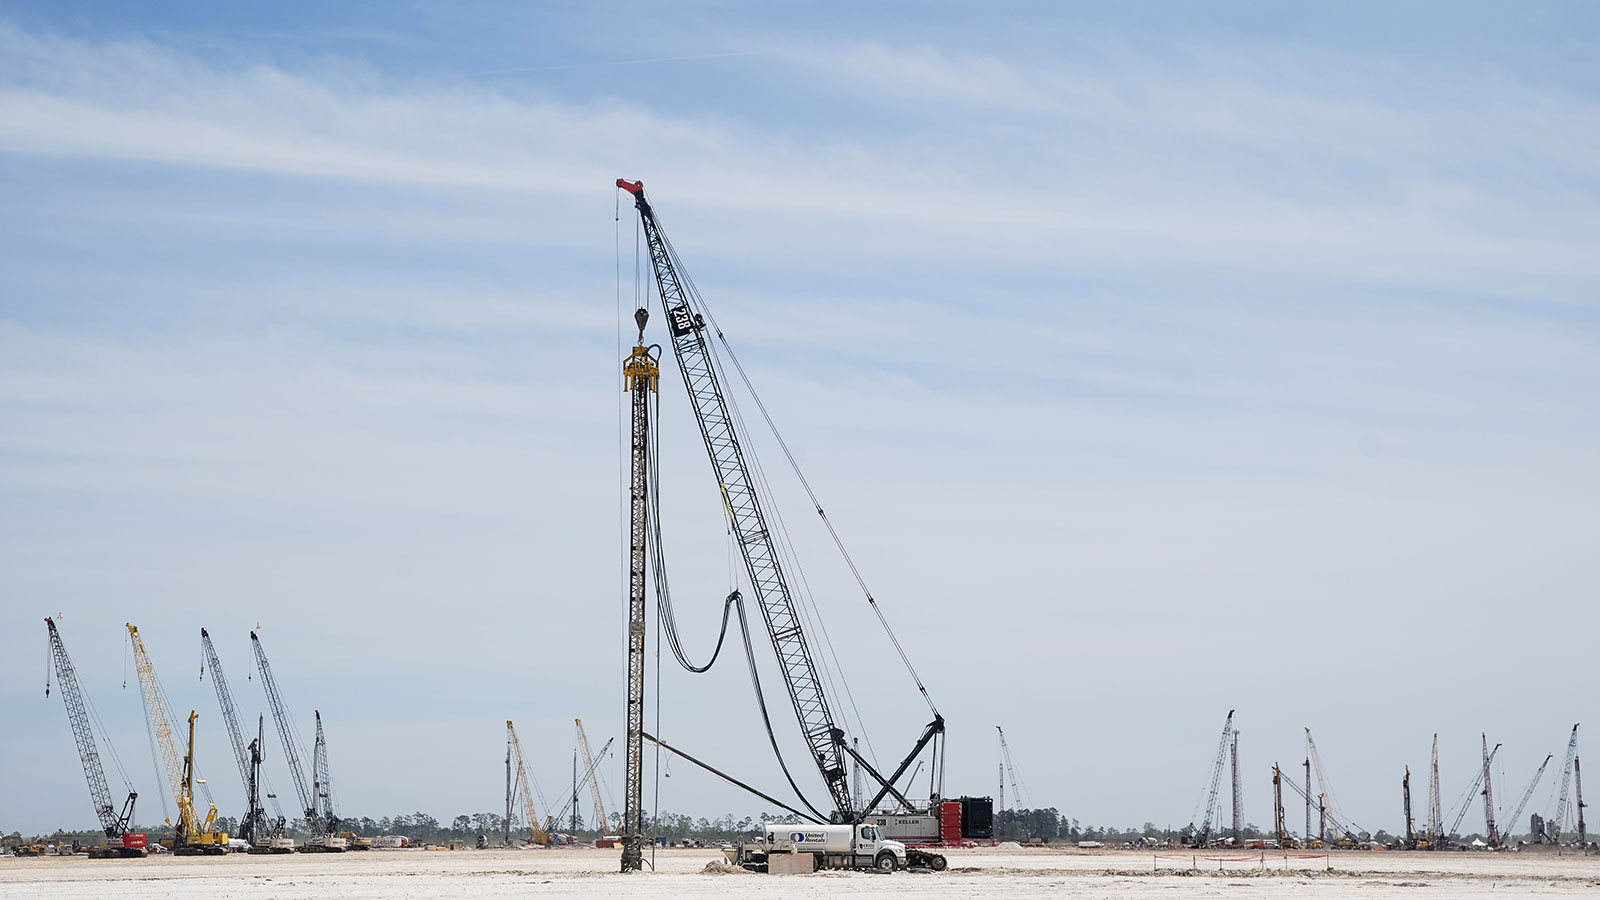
725,822 -> 946,872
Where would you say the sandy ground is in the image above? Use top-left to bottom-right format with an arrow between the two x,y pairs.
5,845 -> 1600,899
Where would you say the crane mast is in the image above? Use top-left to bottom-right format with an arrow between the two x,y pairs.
1403,767 -> 1414,849
44,618 -> 145,856
313,711 -> 338,834
1427,734 -> 1441,849
1480,734 -> 1499,847
1230,730 -> 1242,845
617,179 -> 942,823
1272,763 -> 1287,847
1575,756 -> 1586,847
251,631 -> 320,839
621,312 -> 655,872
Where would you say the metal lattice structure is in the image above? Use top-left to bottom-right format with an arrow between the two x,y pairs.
201,628 -> 266,844
45,618 -> 138,839
1505,754 -> 1554,846
1552,724 -> 1580,843
505,721 -> 548,845
313,711 -> 338,832
621,321 -> 656,871
1480,734 -> 1499,846
1230,731 -> 1242,844
1427,734 -> 1441,848
618,180 -> 853,819
252,631 -> 319,834
1196,710 -> 1235,845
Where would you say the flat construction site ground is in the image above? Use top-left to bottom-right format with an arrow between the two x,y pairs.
5,845 -> 1600,899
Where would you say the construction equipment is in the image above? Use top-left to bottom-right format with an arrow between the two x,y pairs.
312,712 -> 357,847
617,179 -> 947,833
575,719 -> 613,844
1503,753 -> 1553,846
125,624 -> 228,854
1302,729 -> 1366,846
1230,730 -> 1242,845
1446,741 -> 1498,842
505,721 -> 549,846
1547,724 -> 1580,844
1427,734 -> 1441,850
250,631 -> 345,851
1402,767 -> 1414,849
200,629 -> 289,850
727,822 -> 914,873
996,726 -> 1026,841
43,618 -> 147,858
619,313 -> 655,871
1271,763 -> 1292,848
1191,711 -> 1235,846
1480,734 -> 1499,847
1576,756 -> 1586,847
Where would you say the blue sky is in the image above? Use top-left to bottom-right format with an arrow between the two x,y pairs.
2,2 -> 1598,839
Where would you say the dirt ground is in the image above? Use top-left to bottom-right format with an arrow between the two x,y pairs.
5,844 -> 1599,899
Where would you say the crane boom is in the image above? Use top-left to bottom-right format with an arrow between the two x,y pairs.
1552,724 -> 1580,842
576,719 -> 609,834
506,722 -> 549,845
126,623 -> 226,852
313,711 -> 338,832
251,631 -> 317,832
45,618 -> 141,849
1504,754 -> 1553,844
1197,711 -> 1235,844
1480,734 -> 1499,846
1447,742 -> 1498,836
126,624 -> 185,808
617,179 -> 941,822
1427,734 -> 1441,848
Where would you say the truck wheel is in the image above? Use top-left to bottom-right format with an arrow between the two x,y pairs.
929,854 -> 947,871
875,852 -> 898,873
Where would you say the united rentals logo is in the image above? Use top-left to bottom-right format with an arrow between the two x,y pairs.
789,832 -> 826,843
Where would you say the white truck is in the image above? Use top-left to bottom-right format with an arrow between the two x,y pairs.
725,823 -> 946,873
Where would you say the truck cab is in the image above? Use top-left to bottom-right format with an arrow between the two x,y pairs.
731,822 -> 910,872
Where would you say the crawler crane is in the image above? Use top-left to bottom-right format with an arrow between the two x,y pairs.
43,618 -> 147,858
251,632 -> 346,851
617,180 -> 962,873
126,623 -> 228,854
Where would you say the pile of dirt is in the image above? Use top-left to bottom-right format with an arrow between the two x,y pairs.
997,842 -> 1024,850
701,860 -> 753,875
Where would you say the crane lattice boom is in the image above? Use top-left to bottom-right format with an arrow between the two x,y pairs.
45,618 -> 140,842
506,722 -> 549,845
252,631 -> 320,834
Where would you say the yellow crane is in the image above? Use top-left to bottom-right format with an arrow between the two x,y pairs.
126,624 -> 228,854
576,719 -> 611,839
506,721 -> 549,845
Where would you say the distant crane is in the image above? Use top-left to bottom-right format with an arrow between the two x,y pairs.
1480,734 -> 1499,847
1193,710 -> 1235,846
576,719 -> 610,835
505,721 -> 549,845
997,726 -> 1026,839
1575,756 -> 1586,847
1503,754 -> 1554,846
1403,767 -> 1414,849
1550,724 -> 1580,843
1427,734 -> 1442,849
126,624 -> 228,854
200,628 -> 281,846
252,631 -> 342,850
43,618 -> 146,858
312,711 -> 339,836
1304,728 -> 1366,844
1272,763 -> 1288,847
1230,730 -> 1242,844
1446,742 -> 1499,840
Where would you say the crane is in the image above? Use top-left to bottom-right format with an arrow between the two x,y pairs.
505,721 -> 550,846
617,179 -> 945,827
1193,710 -> 1235,846
1550,724 -> 1580,843
1304,728 -> 1365,844
1272,763 -> 1289,848
1479,734 -> 1499,847
1446,742 -> 1498,840
252,631 -> 344,850
576,719 -> 611,836
1502,753 -> 1553,845
312,711 -> 340,838
1230,730 -> 1242,845
1427,734 -> 1441,849
44,618 -> 146,858
1575,756 -> 1586,847
996,726 -> 1026,839
200,628 -> 285,847
1403,767 -> 1414,849
620,310 -> 656,871
126,623 -> 228,854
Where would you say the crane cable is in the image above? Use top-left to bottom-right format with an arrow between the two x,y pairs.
644,384 -> 828,822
